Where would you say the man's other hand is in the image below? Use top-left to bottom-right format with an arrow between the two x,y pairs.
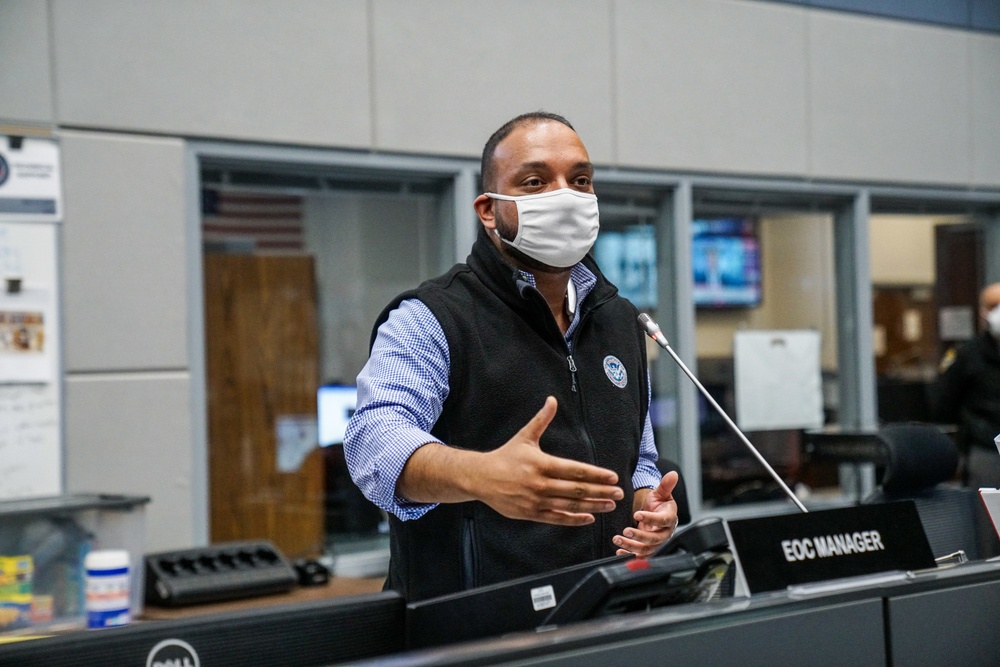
613,471 -> 679,557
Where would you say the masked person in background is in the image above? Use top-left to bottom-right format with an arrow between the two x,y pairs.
344,111 -> 679,602
931,282 -> 1000,489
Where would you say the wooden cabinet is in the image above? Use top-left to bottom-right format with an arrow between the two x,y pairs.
203,254 -> 324,558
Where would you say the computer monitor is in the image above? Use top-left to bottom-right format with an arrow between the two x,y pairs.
406,554 -> 626,649
0,591 -> 405,667
317,384 -> 357,447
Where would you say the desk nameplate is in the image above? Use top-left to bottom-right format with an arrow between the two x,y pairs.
726,501 -> 935,595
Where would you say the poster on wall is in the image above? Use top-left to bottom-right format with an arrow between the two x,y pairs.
0,223 -> 58,384
0,135 -> 62,222
0,132 -> 62,500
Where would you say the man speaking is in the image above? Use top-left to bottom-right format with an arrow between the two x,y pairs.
344,111 -> 679,602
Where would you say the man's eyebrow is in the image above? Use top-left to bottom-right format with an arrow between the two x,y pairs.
515,160 -> 594,173
515,161 -> 551,173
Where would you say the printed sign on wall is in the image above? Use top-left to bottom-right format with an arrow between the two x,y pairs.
0,223 -> 57,384
0,136 -> 61,222
0,133 -> 62,499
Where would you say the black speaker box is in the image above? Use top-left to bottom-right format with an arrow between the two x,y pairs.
145,540 -> 298,607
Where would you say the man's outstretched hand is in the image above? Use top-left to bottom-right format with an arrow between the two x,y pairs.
478,396 -> 625,525
397,396 -> 625,526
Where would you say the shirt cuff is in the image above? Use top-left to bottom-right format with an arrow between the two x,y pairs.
375,427 -> 445,521
631,461 -> 662,492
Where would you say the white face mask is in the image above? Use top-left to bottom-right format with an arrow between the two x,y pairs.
987,304 -> 1000,337
485,188 -> 599,268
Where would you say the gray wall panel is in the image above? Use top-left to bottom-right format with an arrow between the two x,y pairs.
971,33 -> 1000,186
60,130 -> 188,371
0,0 -> 55,123
65,373 -> 195,551
38,0 -> 1000,188
371,0 -> 614,163
888,578 -> 1000,666
615,0 -> 809,176
809,12 -> 972,184
50,0 -> 371,147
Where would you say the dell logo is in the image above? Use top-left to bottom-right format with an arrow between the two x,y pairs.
146,638 -> 200,667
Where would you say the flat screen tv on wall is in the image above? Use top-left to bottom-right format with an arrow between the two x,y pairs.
591,218 -> 761,310
692,217 -> 761,309
592,224 -> 657,309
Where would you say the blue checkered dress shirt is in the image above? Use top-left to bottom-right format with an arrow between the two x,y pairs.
344,263 -> 662,520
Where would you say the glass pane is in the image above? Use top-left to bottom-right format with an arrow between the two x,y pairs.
306,189 -> 450,570
305,192 -> 450,385
869,214 -> 982,480
201,177 -> 451,570
695,213 -> 839,509
592,186 -> 678,474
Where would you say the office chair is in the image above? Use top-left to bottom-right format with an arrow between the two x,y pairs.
863,423 -> 1000,561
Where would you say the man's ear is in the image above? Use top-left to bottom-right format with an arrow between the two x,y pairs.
473,194 -> 496,231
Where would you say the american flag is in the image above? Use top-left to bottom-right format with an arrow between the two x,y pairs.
201,188 -> 304,252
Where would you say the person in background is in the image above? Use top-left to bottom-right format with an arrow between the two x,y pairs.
344,111 -> 679,602
931,282 -> 1000,488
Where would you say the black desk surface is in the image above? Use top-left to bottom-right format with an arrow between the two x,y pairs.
348,559 -> 1000,667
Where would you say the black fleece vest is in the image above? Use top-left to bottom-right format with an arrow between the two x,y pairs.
373,230 -> 649,602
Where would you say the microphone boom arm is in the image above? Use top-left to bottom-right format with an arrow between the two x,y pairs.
638,314 -> 808,514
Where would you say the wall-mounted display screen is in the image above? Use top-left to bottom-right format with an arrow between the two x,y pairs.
592,224 -> 657,309
592,218 -> 761,310
317,384 -> 357,447
692,217 -> 761,309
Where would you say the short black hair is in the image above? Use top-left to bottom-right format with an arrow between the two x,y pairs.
480,111 -> 575,192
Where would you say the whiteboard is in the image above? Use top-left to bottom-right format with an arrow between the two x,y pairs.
734,330 -> 824,432
0,384 -> 60,498
0,134 -> 62,499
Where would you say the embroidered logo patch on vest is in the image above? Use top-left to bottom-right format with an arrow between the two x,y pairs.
603,355 -> 628,388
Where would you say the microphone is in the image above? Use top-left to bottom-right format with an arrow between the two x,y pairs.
638,313 -> 808,514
